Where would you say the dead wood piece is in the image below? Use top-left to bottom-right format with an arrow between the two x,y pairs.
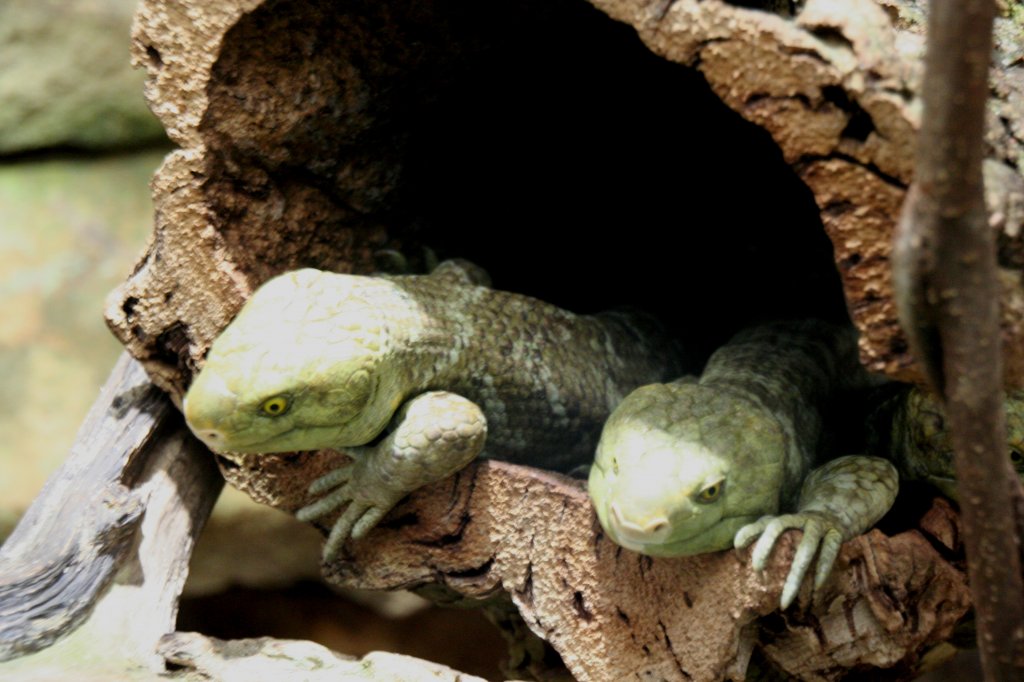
917,496 -> 963,554
159,632 -> 488,682
0,353 -> 486,680
112,0 -> 1024,411
237,460 -> 970,682
0,353 -> 173,660
0,352 -> 223,668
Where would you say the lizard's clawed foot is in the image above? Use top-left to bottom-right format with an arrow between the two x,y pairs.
296,459 -> 406,562
296,391 -> 488,563
735,455 -> 898,610
734,512 -> 844,610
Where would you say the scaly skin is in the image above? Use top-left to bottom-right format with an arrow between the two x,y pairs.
873,386 -> 1024,499
184,260 -> 687,560
589,320 -> 899,610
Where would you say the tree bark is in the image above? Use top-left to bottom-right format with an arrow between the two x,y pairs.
892,0 -> 1024,677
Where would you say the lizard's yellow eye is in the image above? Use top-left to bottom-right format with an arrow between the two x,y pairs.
697,482 -> 723,503
261,396 -> 289,416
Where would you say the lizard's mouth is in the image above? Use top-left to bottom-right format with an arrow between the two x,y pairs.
606,501 -> 672,545
923,474 -> 959,500
199,425 -> 331,454
191,426 -> 230,450
606,514 -> 761,557
186,426 -> 282,453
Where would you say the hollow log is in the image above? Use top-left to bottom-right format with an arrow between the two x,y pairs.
102,0 -> 1024,679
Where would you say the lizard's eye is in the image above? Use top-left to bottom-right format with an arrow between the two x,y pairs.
261,396 -> 290,416
697,481 -> 723,504
1011,449 -> 1023,468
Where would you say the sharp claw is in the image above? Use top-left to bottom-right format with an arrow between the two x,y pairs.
739,513 -> 848,610
734,517 -> 769,550
295,483 -> 352,522
813,530 -> 843,591
321,501 -> 370,561
308,466 -> 353,494
751,519 -> 787,571
781,522 -> 822,609
780,575 -> 800,610
351,507 -> 387,540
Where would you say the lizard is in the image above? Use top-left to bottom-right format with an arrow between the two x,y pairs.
182,259 -> 689,561
866,384 -> 1024,501
587,319 -> 900,610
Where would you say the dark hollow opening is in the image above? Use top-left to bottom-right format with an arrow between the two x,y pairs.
400,1 -> 849,359
205,0 -> 850,363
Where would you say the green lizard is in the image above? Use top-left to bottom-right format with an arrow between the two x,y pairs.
183,260 -> 688,561
588,320 -> 900,610
867,384 -> 1024,500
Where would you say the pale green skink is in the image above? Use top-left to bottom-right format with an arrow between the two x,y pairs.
589,320 -> 899,610
183,260 -> 688,561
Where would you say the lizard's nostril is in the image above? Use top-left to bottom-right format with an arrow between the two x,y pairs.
193,429 -> 226,448
610,502 -> 670,538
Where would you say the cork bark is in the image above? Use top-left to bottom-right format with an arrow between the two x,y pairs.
104,0 -> 1024,679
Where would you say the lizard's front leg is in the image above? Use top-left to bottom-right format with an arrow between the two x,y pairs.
296,391 -> 487,561
734,455 -> 898,609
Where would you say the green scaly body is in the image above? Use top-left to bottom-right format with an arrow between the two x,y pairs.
589,320 -> 899,609
184,260 -> 687,560
871,385 -> 1024,500
590,319 -> 1024,609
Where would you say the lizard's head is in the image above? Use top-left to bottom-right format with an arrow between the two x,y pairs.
897,387 -> 1024,499
184,269 -> 403,454
589,382 -> 786,556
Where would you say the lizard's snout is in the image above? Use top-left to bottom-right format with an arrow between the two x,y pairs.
609,501 -> 672,543
183,370 -> 239,451
183,395 -> 229,449
192,427 -> 227,448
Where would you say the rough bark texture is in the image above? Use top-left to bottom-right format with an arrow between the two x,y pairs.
108,0 -> 1024,393
344,462 -> 974,681
595,0 -> 1024,385
892,0 -> 1024,677
103,0 -> 1024,680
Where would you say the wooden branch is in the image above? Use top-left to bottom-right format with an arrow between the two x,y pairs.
892,0 -> 1024,677
0,353 -> 176,660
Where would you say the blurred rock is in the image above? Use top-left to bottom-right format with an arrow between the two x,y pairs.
184,487 -> 325,596
0,150 -> 166,542
0,0 -> 166,153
